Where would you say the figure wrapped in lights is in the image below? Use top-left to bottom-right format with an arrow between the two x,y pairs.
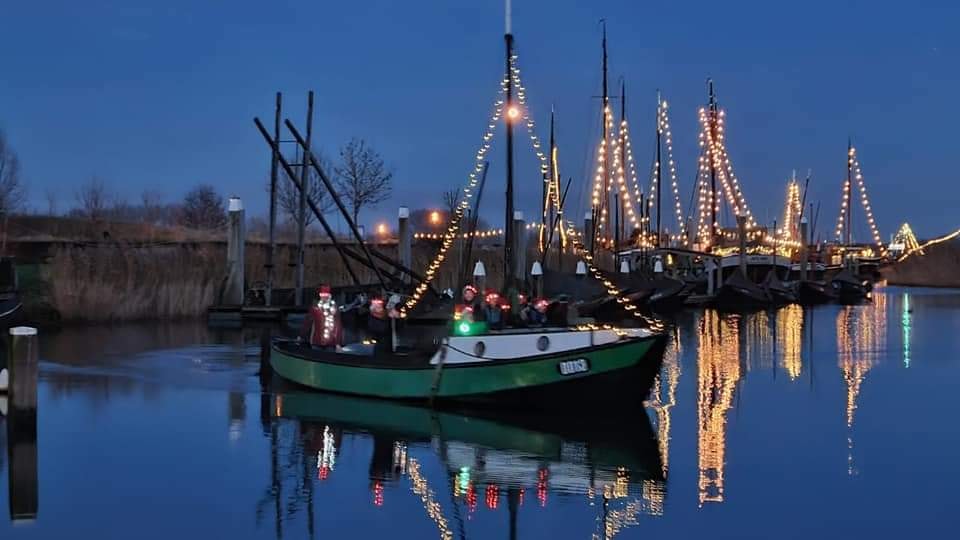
301,285 -> 343,349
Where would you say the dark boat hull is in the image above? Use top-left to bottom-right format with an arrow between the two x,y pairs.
796,280 -> 836,305
832,280 -> 870,304
713,284 -> 770,311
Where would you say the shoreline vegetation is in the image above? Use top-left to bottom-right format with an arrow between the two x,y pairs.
7,215 -> 507,325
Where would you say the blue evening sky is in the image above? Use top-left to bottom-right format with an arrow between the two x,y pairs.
1,0 -> 957,238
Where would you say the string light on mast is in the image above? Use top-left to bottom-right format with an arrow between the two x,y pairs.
658,97 -> 687,244
400,78 -> 507,316
781,177 -> 802,242
834,144 -> 884,252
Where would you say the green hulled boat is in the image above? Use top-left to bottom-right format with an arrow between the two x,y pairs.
271,326 -> 665,407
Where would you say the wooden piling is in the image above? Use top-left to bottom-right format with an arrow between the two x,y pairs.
737,215 -> 748,276
7,326 -> 38,521
512,211 -> 526,286
473,261 -> 486,294
398,206 -> 411,284
583,212 -> 594,255
800,218 -> 809,281
224,197 -> 246,306
531,261 -> 543,297
8,327 -> 37,413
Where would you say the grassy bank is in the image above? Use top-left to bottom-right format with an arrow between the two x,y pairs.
15,240 -> 507,323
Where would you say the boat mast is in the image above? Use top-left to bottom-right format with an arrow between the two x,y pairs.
539,106 -> 560,255
504,0 -> 515,288
707,79 -> 718,245
655,90 -> 662,247
846,137 -> 852,247
592,20 -> 609,257
617,79 -> 625,253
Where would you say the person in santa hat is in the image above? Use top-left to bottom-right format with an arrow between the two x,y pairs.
301,285 -> 343,349
456,284 -> 485,322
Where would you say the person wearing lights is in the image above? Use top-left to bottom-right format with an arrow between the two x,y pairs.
301,285 -> 343,350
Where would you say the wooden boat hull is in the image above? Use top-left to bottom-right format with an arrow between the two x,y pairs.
713,284 -> 770,311
765,287 -> 796,305
832,280 -> 870,304
271,331 -> 665,406
797,280 -> 836,305
830,269 -> 871,304
712,270 -> 770,311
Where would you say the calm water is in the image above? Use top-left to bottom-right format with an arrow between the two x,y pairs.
2,286 -> 959,539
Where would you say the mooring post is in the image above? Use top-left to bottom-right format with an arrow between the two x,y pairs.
717,257 -> 724,289
799,218 -> 809,281
512,211 -> 526,286
737,215 -> 748,276
706,258 -> 716,295
398,206 -> 411,284
8,327 -> 38,412
575,260 -> 587,277
583,212 -> 594,255
473,261 -> 486,295
225,197 -> 246,306
531,261 -> 543,297
7,326 -> 39,522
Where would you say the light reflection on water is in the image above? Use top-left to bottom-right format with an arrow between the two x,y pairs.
2,287 -> 960,538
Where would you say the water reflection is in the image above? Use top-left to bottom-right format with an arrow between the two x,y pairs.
265,391 -> 665,539
5,288 -> 960,537
836,293 -> 887,476
644,329 -> 680,481
777,305 -> 804,380
696,310 -> 742,506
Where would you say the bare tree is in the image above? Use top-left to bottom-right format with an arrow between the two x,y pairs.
180,184 -> 226,230
76,176 -> 111,220
44,188 -> 58,216
442,188 -> 461,216
271,150 -> 335,228
0,130 -> 25,215
141,189 -> 164,224
333,138 -> 393,224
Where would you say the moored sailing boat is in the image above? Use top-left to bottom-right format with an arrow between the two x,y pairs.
270,2 -> 667,406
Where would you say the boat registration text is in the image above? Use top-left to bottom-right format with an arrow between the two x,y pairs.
558,359 -> 590,376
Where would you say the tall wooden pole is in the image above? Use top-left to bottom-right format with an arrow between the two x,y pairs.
266,92 -> 281,307
504,30 -> 515,290
296,92 -> 314,306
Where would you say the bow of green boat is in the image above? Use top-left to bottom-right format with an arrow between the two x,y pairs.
270,326 -> 666,405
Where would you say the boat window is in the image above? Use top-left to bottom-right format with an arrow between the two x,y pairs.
474,341 -> 485,357
537,336 -> 550,351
